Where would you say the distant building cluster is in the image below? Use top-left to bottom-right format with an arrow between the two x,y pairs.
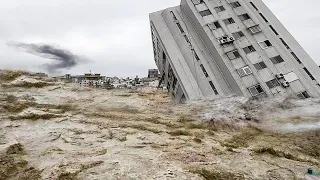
58,69 -> 160,89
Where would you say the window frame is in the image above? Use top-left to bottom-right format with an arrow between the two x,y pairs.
232,31 -> 245,39
214,6 -> 225,13
248,25 -> 262,34
209,81 -> 219,95
243,45 -> 256,54
208,21 -> 221,30
199,9 -> 212,17
226,50 -> 241,60
250,2 -> 258,11
200,64 -> 209,77
270,55 -> 285,64
176,23 -> 184,33
230,1 -> 241,8
239,13 -> 251,21
223,18 -> 236,25
303,67 -> 315,80
266,79 -> 280,89
297,91 -> 310,99
253,62 -> 267,70
291,52 -> 302,64
258,40 -> 272,49
248,84 -> 265,96
237,66 -> 253,77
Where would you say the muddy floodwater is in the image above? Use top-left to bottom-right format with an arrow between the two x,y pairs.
0,72 -> 319,179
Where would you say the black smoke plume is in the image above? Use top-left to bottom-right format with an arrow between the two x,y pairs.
8,42 -> 84,73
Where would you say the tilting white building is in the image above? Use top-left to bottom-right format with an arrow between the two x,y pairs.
150,0 -> 320,103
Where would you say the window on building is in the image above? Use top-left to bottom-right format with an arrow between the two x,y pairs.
208,21 -> 221,30
237,66 -> 253,77
200,64 -> 209,77
239,13 -> 251,21
259,40 -> 272,49
250,2 -> 258,11
253,62 -> 267,70
270,55 -> 285,64
259,13 -> 268,23
248,25 -> 262,34
209,81 -> 219,95
297,91 -> 310,99
176,23 -> 184,33
191,0 -> 203,5
232,31 -> 245,39
291,52 -> 302,64
243,45 -> 256,54
303,67 -> 315,80
266,79 -> 280,89
199,10 -> 212,17
170,11 -> 178,20
223,18 -> 235,25
230,1 -> 241,8
183,35 -> 190,44
269,25 -> 279,35
194,50 -> 200,61
248,84 -> 264,96
226,50 -> 241,60
214,6 -> 225,13
280,38 -> 290,49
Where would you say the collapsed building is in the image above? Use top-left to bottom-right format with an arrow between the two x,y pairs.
150,0 -> 320,103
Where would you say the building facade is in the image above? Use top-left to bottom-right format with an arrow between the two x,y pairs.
149,0 -> 320,103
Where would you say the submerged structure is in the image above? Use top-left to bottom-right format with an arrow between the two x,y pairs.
150,0 -> 320,103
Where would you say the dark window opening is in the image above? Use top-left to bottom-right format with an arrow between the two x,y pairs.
199,10 -> 212,17
259,40 -> 272,49
270,55 -> 285,64
266,79 -> 280,89
259,13 -> 268,23
303,67 -> 315,80
183,35 -> 190,44
248,85 -> 264,96
280,38 -> 290,49
213,21 -> 221,28
297,91 -> 310,99
192,0 -> 204,5
250,2 -> 258,11
214,6 -> 225,13
194,51 -> 200,61
208,21 -> 221,30
291,52 -> 302,64
223,18 -> 235,25
248,25 -> 262,34
243,45 -> 256,54
170,11 -> 177,20
226,50 -> 241,60
253,62 -> 267,70
209,81 -> 219,95
230,1 -> 241,8
232,31 -> 245,39
200,64 -> 209,77
176,23 -> 184,33
239,13 -> 251,21
269,25 -> 279,35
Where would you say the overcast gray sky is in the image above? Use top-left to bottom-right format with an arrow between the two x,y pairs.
0,0 -> 319,77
